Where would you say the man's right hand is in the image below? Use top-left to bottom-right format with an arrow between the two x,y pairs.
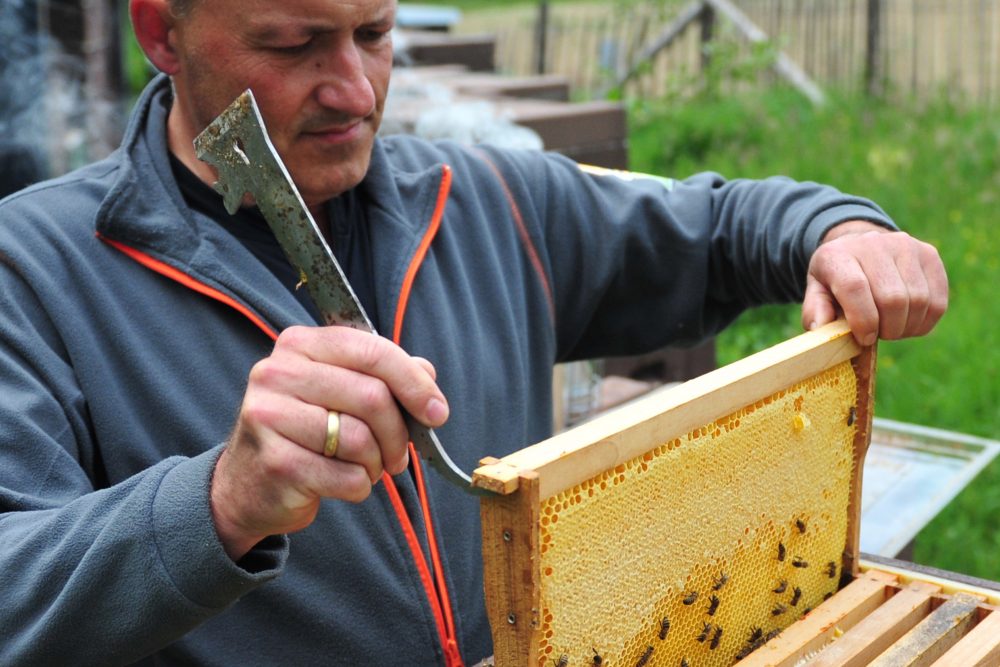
209,325 -> 449,561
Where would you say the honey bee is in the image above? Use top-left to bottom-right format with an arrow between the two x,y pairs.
748,627 -> 763,644
713,573 -> 729,591
592,648 -> 603,665
710,626 -> 723,650
681,659 -> 690,667
826,561 -> 838,578
792,557 -> 809,568
659,617 -> 670,640
696,622 -> 712,642
635,646 -> 653,667
790,587 -> 802,606
707,594 -> 720,616
683,591 -> 698,605
554,655 -> 568,667
765,629 -> 782,641
795,519 -> 806,534
773,580 -> 787,594
847,406 -> 857,426
772,604 -> 787,616
777,542 -> 786,562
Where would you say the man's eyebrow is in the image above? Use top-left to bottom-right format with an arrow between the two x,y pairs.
245,11 -> 394,42
244,23 -> 325,42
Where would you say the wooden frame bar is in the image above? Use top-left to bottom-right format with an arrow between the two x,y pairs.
479,472 -> 541,662
473,320 -> 865,499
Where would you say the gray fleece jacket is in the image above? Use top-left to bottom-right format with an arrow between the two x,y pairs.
0,76 -> 893,665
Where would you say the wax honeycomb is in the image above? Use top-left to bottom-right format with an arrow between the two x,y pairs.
534,360 -> 859,666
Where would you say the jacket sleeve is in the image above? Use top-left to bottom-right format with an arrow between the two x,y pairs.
473,148 -> 897,361
0,260 -> 287,666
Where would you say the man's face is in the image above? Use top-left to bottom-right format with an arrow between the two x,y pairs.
168,0 -> 395,208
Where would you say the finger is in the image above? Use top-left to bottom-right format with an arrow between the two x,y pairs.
322,409 -> 411,482
244,357 -> 411,474
313,328 -> 446,422
915,242 -> 949,337
801,275 -> 838,331
284,448 -> 375,504
412,356 -> 437,381
809,250 -> 879,346
240,370 -> 409,482
868,260 -> 910,341
277,326 -> 449,427
326,370 -> 410,469
892,245 -> 931,339
241,407 -> 378,503
226,414 -> 374,511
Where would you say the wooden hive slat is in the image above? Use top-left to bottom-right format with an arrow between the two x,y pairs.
867,592 -> 984,667
929,609 -> 1000,667
802,580 -> 941,667
737,569 -> 898,667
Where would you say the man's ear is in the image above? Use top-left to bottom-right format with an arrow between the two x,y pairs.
130,0 -> 181,75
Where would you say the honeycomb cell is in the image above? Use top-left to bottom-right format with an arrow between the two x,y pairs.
535,361 -> 858,666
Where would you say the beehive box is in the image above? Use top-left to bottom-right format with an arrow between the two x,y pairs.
472,321 -> 876,666
737,563 -> 1000,666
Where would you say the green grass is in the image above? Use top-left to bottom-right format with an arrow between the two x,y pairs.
629,87 -> 1000,579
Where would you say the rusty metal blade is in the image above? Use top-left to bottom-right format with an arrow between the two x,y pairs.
193,89 -> 490,496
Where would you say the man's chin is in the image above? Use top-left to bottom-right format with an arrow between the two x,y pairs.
289,145 -> 372,205
297,166 -> 369,207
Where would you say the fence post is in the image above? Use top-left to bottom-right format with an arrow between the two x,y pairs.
535,0 -> 550,75
700,2 -> 716,72
864,0 -> 882,96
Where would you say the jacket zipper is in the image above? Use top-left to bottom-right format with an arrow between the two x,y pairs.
385,164 -> 463,667
97,162 -> 464,666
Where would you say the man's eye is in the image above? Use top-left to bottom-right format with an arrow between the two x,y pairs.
270,40 -> 313,55
357,28 -> 390,44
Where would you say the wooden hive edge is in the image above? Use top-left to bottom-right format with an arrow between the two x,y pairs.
472,320 -> 864,499
480,472 -> 542,666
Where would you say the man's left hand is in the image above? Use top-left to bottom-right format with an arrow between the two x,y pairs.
801,221 -> 948,346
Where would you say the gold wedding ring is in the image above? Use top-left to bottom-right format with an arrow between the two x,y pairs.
323,410 -> 341,458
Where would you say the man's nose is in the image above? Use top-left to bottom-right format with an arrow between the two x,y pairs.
314,40 -> 377,118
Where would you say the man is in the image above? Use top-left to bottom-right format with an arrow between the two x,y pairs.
0,0 -> 947,664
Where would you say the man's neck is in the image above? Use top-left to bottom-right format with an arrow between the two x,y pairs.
166,94 -> 216,191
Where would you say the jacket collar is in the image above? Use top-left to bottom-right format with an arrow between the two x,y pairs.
95,75 -> 448,338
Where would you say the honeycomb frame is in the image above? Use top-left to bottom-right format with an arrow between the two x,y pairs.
473,321 -> 877,666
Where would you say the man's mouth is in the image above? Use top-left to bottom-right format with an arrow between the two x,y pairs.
302,120 -> 365,145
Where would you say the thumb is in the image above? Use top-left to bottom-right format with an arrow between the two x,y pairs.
801,275 -> 838,332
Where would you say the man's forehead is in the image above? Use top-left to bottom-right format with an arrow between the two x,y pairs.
238,1 -> 396,39
191,0 -> 396,17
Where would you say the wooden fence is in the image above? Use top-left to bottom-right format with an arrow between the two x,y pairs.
454,0 -> 1000,105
